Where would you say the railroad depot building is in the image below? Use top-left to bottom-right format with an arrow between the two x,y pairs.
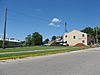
63,30 -> 93,46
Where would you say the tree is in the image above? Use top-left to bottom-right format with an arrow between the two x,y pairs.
25,34 -> 32,46
96,27 -> 100,43
43,38 -> 49,44
32,32 -> 43,45
20,41 -> 26,47
0,40 -> 3,48
81,27 -> 95,36
51,36 -> 56,41
98,35 -> 100,43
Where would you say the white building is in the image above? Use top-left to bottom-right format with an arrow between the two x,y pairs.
0,37 -> 21,48
0,37 -> 20,42
63,30 -> 93,46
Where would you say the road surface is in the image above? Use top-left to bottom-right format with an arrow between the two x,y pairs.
0,47 -> 100,75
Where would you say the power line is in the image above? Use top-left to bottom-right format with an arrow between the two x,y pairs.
8,9 -> 50,23
8,18 -> 46,29
8,17 -> 33,24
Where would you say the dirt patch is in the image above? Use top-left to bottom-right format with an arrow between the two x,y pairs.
74,43 -> 86,46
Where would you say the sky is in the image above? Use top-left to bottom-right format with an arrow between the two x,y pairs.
0,0 -> 100,41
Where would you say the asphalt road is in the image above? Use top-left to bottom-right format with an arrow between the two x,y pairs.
0,47 -> 100,75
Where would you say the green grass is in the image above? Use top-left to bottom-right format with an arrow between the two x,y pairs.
0,46 -> 94,60
0,46 -> 60,53
0,46 -> 83,53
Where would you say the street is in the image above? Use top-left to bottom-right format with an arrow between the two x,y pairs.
0,47 -> 100,75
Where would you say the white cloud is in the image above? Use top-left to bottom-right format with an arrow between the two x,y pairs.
49,18 -> 61,27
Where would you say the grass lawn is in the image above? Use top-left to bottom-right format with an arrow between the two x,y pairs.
0,46 -> 94,60
0,46 -> 67,53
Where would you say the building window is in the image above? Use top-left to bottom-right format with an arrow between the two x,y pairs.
10,38 -> 15,40
82,40 -> 85,43
87,35 -> 89,37
65,41 -> 67,43
82,34 -> 85,37
73,36 -> 76,39
65,35 -> 67,38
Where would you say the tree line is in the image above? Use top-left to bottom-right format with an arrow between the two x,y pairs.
25,32 -> 50,46
24,32 -> 58,46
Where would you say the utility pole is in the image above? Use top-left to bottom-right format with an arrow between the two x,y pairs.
96,26 -> 98,44
65,22 -> 67,33
2,8 -> 7,49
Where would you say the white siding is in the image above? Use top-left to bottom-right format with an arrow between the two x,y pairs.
63,30 -> 87,46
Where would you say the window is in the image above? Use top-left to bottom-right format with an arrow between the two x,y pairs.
82,34 -> 85,37
65,35 -> 67,38
82,40 -> 85,43
73,36 -> 76,39
65,41 -> 67,43
10,38 -> 15,40
87,35 -> 89,37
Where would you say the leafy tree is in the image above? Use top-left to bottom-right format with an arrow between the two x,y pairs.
51,36 -> 56,41
43,38 -> 49,44
20,41 -> 26,47
25,34 -> 32,46
81,27 -> 95,36
32,32 -> 43,45
96,27 -> 100,43
98,35 -> 100,43
0,40 -> 3,48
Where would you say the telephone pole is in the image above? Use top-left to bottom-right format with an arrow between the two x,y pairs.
2,8 -> 7,49
65,22 -> 67,33
96,26 -> 98,44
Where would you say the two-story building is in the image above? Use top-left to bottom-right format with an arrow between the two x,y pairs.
63,30 -> 93,46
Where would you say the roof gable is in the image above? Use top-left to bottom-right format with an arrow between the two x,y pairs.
64,30 -> 87,35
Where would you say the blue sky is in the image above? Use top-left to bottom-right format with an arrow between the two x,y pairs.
0,0 -> 100,40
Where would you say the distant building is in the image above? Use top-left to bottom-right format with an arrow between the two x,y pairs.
63,30 -> 94,46
0,37 -> 20,42
0,37 -> 21,48
8,38 -> 20,42
48,36 -> 63,46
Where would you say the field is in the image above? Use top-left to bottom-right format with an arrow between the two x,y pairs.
0,46 -> 93,60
